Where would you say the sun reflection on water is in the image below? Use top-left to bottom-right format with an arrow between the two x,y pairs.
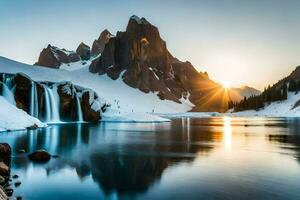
223,117 -> 232,150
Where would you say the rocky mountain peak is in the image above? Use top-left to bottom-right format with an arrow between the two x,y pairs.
91,29 -> 113,57
35,45 -> 80,68
76,42 -> 91,60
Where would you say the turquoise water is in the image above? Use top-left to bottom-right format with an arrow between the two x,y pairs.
1,117 -> 300,199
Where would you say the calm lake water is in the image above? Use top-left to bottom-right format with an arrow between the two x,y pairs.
1,117 -> 300,200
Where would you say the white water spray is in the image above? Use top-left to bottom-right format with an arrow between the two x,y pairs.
75,94 -> 83,122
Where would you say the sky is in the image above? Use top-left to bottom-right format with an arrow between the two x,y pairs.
1,0 -> 300,90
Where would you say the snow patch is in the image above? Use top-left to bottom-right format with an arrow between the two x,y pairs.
228,92 -> 300,117
0,96 -> 45,132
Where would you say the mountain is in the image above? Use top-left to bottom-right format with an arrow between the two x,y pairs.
230,66 -> 300,116
230,86 -> 261,99
88,15 -> 233,112
35,15 -> 255,112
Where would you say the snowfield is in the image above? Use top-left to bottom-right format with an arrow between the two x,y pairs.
0,56 -> 193,124
228,92 -> 300,117
0,97 -> 45,132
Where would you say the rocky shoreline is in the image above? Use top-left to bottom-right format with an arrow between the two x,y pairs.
0,143 -> 58,200
0,143 -> 11,200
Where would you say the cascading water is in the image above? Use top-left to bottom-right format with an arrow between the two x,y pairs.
1,74 -> 16,105
1,83 -> 16,105
43,85 -> 51,122
30,81 -> 39,118
48,85 -> 60,122
75,93 -> 83,122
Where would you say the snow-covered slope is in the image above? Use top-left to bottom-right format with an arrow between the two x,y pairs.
0,56 -> 193,121
0,96 -> 44,132
228,92 -> 300,117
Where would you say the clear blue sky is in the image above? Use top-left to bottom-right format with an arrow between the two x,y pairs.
1,0 -> 300,89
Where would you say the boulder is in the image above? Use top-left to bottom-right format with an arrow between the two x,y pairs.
0,144 -> 11,166
28,150 -> 51,162
76,42 -> 91,60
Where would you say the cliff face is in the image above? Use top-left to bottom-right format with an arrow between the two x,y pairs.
90,15 -> 228,111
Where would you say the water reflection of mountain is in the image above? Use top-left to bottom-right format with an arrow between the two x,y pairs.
266,119 -> 300,163
8,119 -> 219,197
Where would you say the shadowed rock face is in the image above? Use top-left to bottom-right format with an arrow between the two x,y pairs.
76,42 -> 91,60
91,29 -> 113,57
89,15 -> 227,111
35,45 -> 80,68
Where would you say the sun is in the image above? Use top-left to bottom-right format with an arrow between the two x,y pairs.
222,81 -> 231,89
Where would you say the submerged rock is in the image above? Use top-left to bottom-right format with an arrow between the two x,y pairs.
28,150 -> 51,162
14,182 -> 21,187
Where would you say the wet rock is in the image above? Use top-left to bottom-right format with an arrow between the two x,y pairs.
0,187 -> 7,200
81,91 -> 100,122
57,82 -> 77,121
52,155 -> 59,158
76,42 -> 91,60
12,175 -> 18,179
28,150 -> 51,162
18,149 -> 26,154
4,187 -> 13,197
0,163 -> 9,177
26,124 -> 39,130
16,196 -> 22,200
0,176 -> 4,186
14,182 -> 21,187
0,143 -> 11,166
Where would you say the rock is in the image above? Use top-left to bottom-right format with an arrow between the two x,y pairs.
35,44 -> 80,68
52,155 -> 59,158
4,187 -> 13,197
16,196 -> 22,200
26,124 -> 39,130
57,82 -> 77,121
76,42 -> 91,60
28,150 -> 51,162
18,149 -> 26,154
81,91 -> 100,122
0,176 -> 4,186
12,175 -> 18,179
14,182 -> 21,187
0,144 -> 11,166
0,163 -> 9,177
91,29 -> 113,56
0,187 -> 7,200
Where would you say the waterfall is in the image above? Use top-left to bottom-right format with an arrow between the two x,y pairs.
75,94 -> 83,122
30,81 -> 39,118
1,74 -> 16,105
48,85 -> 60,122
1,83 -> 16,105
43,85 -> 51,122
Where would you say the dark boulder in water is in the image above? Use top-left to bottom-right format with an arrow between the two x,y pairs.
28,150 -> 51,162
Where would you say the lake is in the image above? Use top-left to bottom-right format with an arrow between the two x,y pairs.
1,117 -> 300,200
